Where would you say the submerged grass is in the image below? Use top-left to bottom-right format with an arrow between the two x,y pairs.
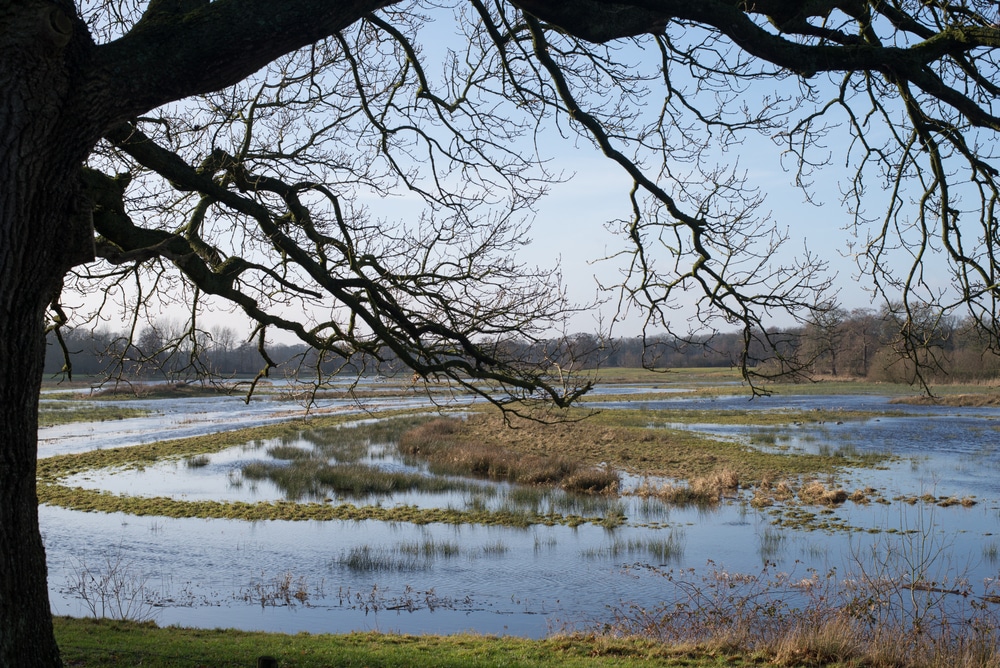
336,545 -> 431,573
582,532 -> 685,563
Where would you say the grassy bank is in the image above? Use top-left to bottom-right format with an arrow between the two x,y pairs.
39,403 -> 151,427
36,411 -> 623,527
54,617 -> 747,667
445,408 -> 890,483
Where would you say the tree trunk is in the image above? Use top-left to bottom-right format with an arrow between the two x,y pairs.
0,285 -> 62,668
1,3 -> 100,665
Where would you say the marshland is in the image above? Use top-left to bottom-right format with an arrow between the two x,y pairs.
40,369 -> 1000,664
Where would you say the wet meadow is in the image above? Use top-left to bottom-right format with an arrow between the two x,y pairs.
37,370 -> 1000,661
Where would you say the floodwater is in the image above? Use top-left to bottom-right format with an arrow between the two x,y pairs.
39,384 -> 1000,637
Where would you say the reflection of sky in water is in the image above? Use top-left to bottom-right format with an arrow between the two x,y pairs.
37,394 -> 443,457
41,388 -> 1000,636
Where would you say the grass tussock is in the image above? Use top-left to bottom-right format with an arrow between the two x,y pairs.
399,418 -> 619,494
798,480 -> 849,506
634,469 -> 739,507
752,478 -> 858,508
184,454 -> 210,469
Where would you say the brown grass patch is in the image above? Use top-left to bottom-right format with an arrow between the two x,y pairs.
798,480 -> 849,506
634,469 -> 739,507
398,418 -> 618,493
891,392 -> 1000,407
425,409 -> 848,486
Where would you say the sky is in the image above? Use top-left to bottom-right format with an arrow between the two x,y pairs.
521,144 -> 875,337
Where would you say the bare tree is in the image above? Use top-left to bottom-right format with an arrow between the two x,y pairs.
6,1 -> 1000,665
515,0 -> 1000,378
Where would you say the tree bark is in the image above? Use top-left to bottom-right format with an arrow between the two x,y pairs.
0,2 -> 100,665
0,284 -> 62,668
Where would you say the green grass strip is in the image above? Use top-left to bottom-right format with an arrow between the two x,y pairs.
54,617 -> 754,667
37,483 -> 599,527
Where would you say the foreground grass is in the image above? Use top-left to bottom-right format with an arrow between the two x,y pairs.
54,617 -> 750,668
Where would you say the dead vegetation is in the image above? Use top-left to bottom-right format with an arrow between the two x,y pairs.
892,393 -> 1000,407
425,409 -> 854,486
633,469 -> 740,507
752,478 -> 863,509
398,418 -> 619,494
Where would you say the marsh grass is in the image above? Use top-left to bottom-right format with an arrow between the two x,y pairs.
240,460 -> 475,500
398,538 -> 461,559
582,532 -> 685,563
38,403 -> 151,427
817,441 -> 886,463
304,416 -> 438,461
265,445 -> 315,460
984,542 -> 1000,566
600,503 -> 628,529
634,469 -> 739,508
749,429 -> 782,447
36,409 -> 618,527
480,540 -> 509,556
336,545 -> 431,572
399,418 -> 619,493
439,409 -> 881,491
757,527 -> 786,561
184,454 -> 210,468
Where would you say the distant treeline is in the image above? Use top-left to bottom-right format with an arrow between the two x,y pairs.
44,306 -> 1000,384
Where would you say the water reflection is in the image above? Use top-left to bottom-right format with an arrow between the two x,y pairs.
40,388 -> 1000,637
